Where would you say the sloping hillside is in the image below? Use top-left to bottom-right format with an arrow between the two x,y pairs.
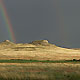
0,40 -> 80,60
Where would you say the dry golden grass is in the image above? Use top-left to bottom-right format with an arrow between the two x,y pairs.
0,63 -> 80,80
0,40 -> 80,60
0,40 -> 80,80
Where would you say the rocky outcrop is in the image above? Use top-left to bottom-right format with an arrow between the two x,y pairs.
0,40 -> 14,45
31,40 -> 50,46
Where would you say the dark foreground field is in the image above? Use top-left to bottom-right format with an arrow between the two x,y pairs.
0,60 -> 80,80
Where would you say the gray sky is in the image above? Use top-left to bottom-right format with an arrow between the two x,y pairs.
0,0 -> 80,48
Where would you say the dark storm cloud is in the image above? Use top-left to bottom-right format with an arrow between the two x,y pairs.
0,0 -> 80,48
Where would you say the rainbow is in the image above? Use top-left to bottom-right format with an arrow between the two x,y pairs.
0,0 -> 16,43
53,0 -> 68,45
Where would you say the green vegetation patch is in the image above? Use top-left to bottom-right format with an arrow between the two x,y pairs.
0,59 -> 79,63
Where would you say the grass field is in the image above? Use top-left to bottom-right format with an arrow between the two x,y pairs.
0,60 -> 79,80
0,63 -> 80,80
0,40 -> 80,80
0,59 -> 79,63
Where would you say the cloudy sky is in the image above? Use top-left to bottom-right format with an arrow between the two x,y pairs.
0,0 -> 80,48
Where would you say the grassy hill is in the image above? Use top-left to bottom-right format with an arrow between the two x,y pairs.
0,40 -> 80,80
0,40 -> 80,60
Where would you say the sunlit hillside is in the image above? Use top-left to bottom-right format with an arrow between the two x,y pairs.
0,40 -> 80,60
